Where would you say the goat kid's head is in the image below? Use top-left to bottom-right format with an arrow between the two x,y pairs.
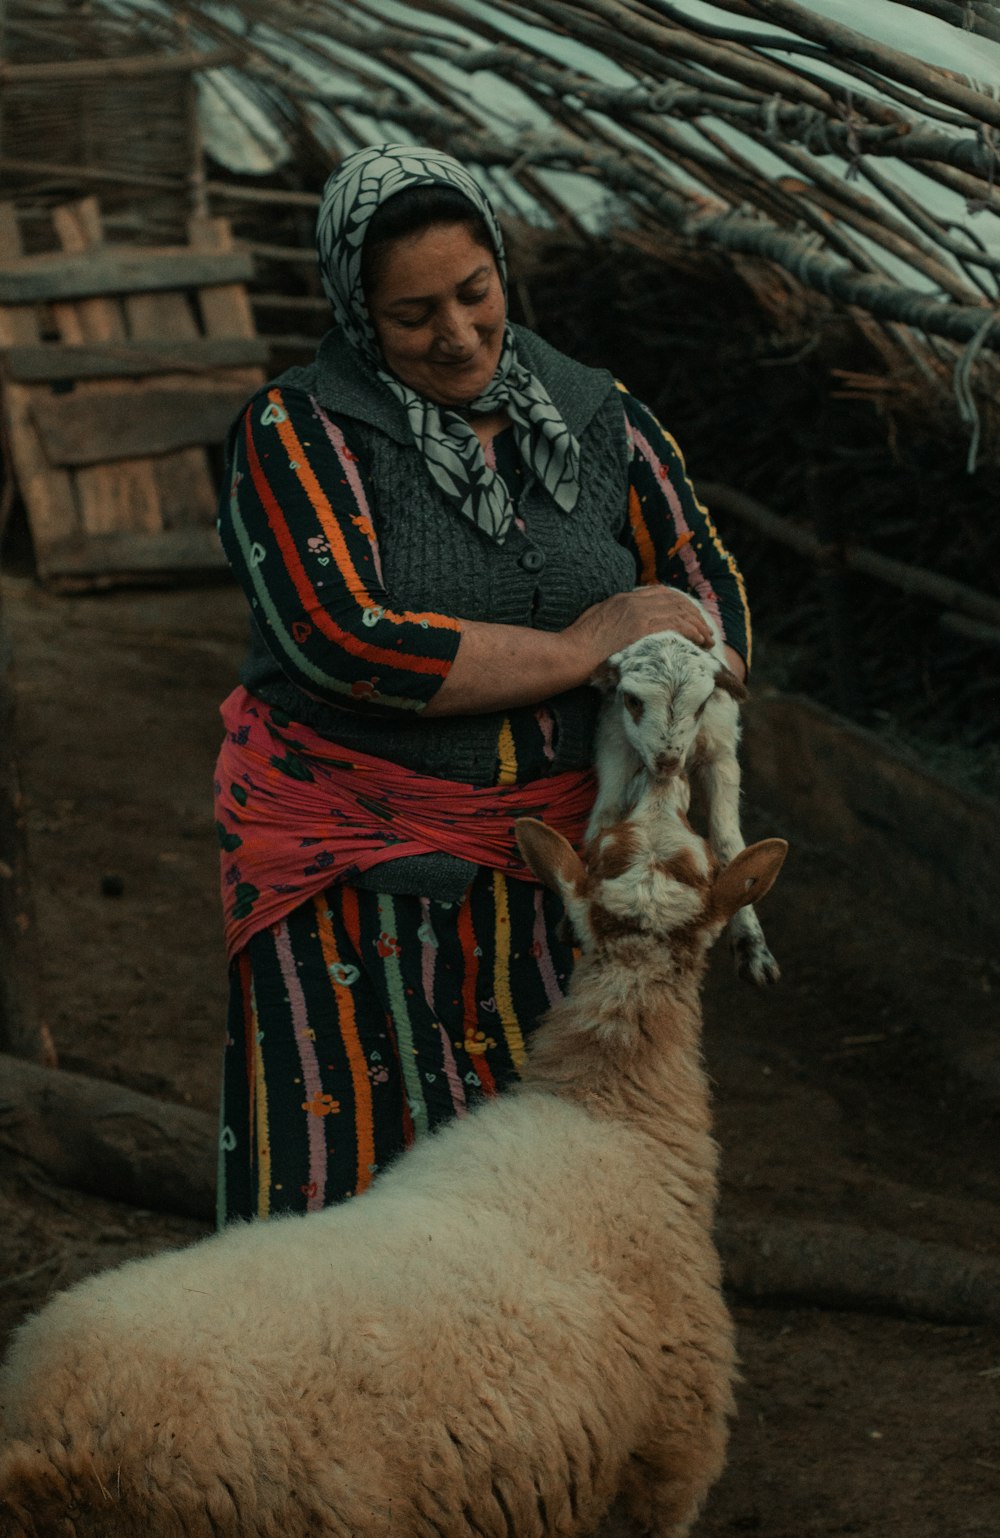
517,785 -> 786,964
594,630 -> 747,780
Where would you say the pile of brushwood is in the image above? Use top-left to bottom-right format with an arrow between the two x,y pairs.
509,233 -> 1000,799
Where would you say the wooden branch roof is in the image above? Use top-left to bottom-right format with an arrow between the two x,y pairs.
4,1 -> 1000,456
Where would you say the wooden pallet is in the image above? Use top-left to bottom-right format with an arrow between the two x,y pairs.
0,198 -> 266,587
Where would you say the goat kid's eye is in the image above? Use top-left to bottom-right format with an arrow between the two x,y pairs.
623,692 -> 644,720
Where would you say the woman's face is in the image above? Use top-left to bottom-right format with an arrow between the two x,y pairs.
367,222 -> 506,407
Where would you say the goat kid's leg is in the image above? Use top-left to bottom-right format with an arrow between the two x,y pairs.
696,751 -> 781,986
587,720 -> 644,844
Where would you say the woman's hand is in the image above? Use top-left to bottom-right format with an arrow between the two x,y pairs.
562,586 -> 714,675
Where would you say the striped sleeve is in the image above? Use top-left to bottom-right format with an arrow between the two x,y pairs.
617,385 -> 752,668
218,384 -> 462,714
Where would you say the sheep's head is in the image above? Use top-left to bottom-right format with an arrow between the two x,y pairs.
595,630 -> 747,780
517,781 -> 786,963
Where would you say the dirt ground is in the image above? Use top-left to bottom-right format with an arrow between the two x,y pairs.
1,569 -> 998,1537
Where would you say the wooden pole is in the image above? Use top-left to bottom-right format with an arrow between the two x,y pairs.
698,481 -> 1000,628
746,0 -> 1000,128
0,48 -> 239,86
807,464 -> 868,719
0,589 -> 54,1066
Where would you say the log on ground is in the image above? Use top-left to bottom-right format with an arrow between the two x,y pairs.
719,1216 -> 1000,1327
0,1054 -> 215,1220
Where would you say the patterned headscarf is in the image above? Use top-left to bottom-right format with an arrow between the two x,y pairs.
316,144 -> 581,544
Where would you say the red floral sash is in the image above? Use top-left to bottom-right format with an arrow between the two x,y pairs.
215,687 -> 596,960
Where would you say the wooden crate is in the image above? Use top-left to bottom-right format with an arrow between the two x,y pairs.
0,198 -> 266,588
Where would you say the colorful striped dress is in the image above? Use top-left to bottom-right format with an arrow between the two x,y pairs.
215,379 -> 750,1226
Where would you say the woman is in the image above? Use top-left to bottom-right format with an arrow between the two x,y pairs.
214,144 -> 750,1225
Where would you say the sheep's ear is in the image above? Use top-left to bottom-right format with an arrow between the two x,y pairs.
712,839 -> 787,919
516,817 -> 586,896
589,659 -> 620,693
713,665 -> 749,703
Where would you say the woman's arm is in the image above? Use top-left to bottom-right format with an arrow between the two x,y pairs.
619,388 -> 751,679
218,385 -> 462,715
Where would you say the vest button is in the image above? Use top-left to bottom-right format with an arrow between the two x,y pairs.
519,547 -> 545,574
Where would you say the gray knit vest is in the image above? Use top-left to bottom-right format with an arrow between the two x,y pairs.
241,323 -> 635,776
238,325 -> 634,897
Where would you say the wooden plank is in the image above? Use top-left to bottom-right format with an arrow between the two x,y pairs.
1,337 -> 268,381
44,526 -> 227,578
189,215 -> 258,340
0,200 -> 260,581
0,248 -> 255,306
30,386 -> 254,465
50,200 -> 162,539
183,218 -> 265,530
0,204 -> 81,557
121,285 -> 217,531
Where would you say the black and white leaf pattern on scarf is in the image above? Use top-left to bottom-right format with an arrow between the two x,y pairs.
315,145 -> 581,544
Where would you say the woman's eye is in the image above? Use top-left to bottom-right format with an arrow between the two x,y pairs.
395,314 -> 429,330
461,289 -> 489,305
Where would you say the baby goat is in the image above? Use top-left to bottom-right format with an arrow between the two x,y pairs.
588,591 -> 780,986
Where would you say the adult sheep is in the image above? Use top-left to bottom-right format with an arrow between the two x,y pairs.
0,781 -> 786,1538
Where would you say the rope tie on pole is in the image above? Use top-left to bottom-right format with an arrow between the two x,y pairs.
841,88 -> 864,182
953,307 -> 998,473
765,93 -> 783,140
647,81 -> 686,114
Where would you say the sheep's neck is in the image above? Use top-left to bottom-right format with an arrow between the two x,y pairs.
521,951 -> 714,1168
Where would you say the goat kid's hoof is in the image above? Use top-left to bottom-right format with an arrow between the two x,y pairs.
733,938 -> 781,987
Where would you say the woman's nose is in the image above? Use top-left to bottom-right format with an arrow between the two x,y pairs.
434,306 -> 477,354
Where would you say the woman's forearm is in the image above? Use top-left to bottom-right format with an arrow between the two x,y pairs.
421,620 -> 580,716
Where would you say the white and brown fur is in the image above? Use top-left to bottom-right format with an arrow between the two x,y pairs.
0,783 -> 786,1538
587,591 -> 781,986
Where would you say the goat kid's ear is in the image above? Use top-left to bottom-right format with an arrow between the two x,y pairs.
589,659 -> 620,693
713,665 -> 749,703
712,838 -> 788,919
516,817 -> 586,897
